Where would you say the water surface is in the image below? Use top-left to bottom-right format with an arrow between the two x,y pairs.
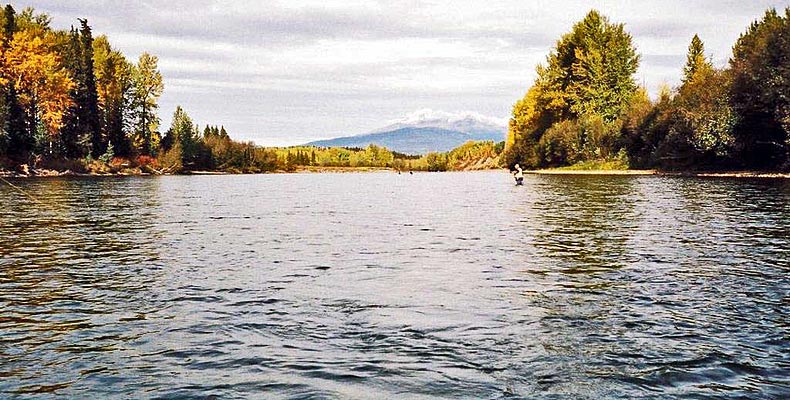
0,172 -> 788,398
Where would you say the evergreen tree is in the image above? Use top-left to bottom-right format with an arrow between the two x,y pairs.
58,20 -> 100,158
79,19 -> 101,158
58,28 -> 88,158
0,5 -> 26,160
682,34 -> 708,84
169,105 -> 198,167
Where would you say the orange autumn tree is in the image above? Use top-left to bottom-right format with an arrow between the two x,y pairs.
4,29 -> 73,150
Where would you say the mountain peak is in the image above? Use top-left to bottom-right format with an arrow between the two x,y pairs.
305,109 -> 507,155
374,109 -> 508,134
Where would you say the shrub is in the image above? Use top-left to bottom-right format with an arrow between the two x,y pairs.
538,120 -> 582,166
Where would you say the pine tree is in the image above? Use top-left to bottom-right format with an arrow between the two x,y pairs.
168,106 -> 197,167
682,34 -> 709,84
79,19 -> 101,158
57,20 -> 100,158
1,5 -> 27,160
58,28 -> 87,158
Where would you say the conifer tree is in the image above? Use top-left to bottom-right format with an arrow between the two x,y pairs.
0,5 -> 25,160
58,27 -> 88,158
79,19 -> 101,158
168,105 -> 198,167
58,20 -> 100,158
682,34 -> 708,84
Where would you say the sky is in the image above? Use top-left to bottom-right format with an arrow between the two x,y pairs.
17,0 -> 790,146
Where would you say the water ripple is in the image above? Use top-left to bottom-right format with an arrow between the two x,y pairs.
0,173 -> 788,398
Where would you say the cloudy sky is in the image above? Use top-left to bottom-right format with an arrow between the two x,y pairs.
18,0 -> 789,145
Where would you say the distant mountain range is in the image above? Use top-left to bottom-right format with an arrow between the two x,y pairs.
305,109 -> 507,155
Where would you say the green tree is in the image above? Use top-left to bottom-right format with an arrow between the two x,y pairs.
682,34 -> 708,84
0,5 -> 25,160
620,87 -> 656,167
79,19 -> 100,158
729,8 -> 790,169
93,35 -> 134,158
131,52 -> 163,156
672,36 -> 736,166
541,10 -> 640,122
170,106 -> 199,166
59,20 -> 100,158
506,10 -> 640,168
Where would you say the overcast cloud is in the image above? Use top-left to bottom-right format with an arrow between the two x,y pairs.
17,0 -> 790,145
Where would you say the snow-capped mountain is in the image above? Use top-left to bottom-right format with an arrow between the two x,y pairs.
372,109 -> 508,140
305,109 -> 508,154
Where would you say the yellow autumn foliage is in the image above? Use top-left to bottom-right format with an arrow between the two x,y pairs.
4,30 -> 74,136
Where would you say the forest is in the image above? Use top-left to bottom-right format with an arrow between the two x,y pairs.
0,5 -> 787,175
504,8 -> 790,171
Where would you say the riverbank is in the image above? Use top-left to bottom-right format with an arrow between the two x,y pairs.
0,165 -> 400,178
528,169 -> 790,178
0,166 -> 156,178
4,165 -> 789,179
529,169 -> 657,175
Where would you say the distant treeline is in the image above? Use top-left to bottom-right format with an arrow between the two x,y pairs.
504,8 -> 790,171
279,139 -> 504,172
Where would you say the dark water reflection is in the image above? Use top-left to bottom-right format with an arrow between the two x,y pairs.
0,172 -> 788,398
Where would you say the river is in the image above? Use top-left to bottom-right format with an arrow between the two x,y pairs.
0,171 -> 788,398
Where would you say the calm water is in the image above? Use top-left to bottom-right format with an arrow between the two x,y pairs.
0,171 -> 788,399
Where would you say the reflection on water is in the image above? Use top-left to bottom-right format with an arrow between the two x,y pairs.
0,172 -> 788,398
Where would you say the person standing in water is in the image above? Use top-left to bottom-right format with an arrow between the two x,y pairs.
513,164 -> 524,185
